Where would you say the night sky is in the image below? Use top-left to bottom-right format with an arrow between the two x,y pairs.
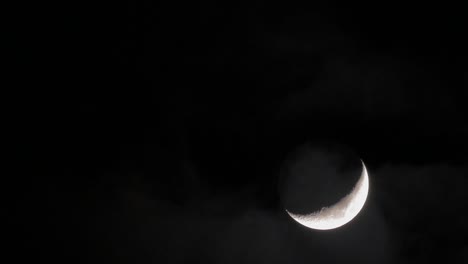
10,2 -> 467,264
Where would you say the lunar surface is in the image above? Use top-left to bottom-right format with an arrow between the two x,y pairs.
286,160 -> 369,230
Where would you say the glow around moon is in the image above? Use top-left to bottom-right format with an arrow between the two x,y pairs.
286,160 -> 369,230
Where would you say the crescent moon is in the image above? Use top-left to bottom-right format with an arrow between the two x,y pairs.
286,160 -> 370,230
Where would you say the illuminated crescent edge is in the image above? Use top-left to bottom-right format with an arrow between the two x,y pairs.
286,160 -> 369,230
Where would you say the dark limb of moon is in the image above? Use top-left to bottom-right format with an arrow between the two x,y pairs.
286,160 -> 369,230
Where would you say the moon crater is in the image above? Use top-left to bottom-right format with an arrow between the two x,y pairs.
280,144 -> 369,230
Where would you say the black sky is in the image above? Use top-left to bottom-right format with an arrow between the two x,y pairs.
10,2 -> 467,264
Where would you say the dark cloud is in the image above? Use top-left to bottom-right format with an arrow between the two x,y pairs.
10,2 -> 465,264
374,163 -> 468,263
86,171 -> 392,264
74,148 -> 466,264
276,53 -> 457,122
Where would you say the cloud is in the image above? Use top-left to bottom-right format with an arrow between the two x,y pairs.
275,55 -> 456,122
256,15 -> 458,123
67,149 -> 465,264
84,157 -> 392,264
372,162 -> 468,263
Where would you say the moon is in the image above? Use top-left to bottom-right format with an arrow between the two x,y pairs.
286,160 -> 369,230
